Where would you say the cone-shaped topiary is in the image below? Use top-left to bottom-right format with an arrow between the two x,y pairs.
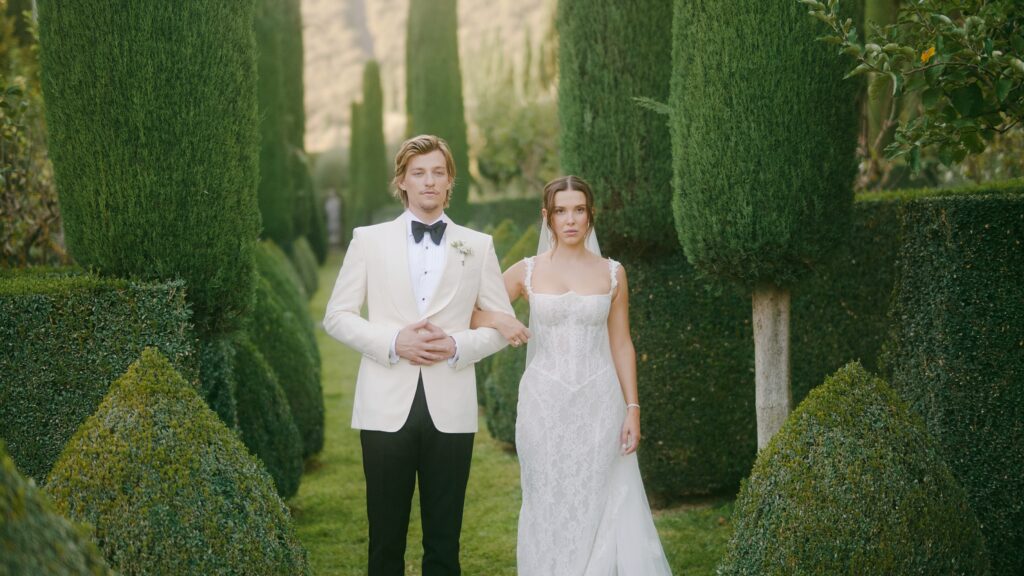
36,1 -> 261,337
718,362 -> 990,575
406,0 -> 470,222
45,348 -> 311,575
232,333 -> 304,499
1,441 -> 113,576
249,275 -> 324,458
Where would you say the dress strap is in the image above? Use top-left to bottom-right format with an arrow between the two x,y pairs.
524,256 -> 536,297
608,258 -> 621,295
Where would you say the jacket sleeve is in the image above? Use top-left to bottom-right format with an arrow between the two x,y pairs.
449,237 -> 514,371
322,230 -> 395,367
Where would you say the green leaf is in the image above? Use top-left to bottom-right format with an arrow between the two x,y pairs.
922,87 -> 943,109
961,131 -> 985,154
996,77 -> 1013,102
950,83 -> 983,117
845,63 -> 872,79
632,96 -> 672,117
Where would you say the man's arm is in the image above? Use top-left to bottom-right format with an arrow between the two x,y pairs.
322,231 -> 395,367
448,238 -> 515,371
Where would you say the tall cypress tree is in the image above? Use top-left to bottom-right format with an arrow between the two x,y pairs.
281,0 -> 312,242
255,0 -> 294,248
361,60 -> 391,221
345,100 -> 366,241
37,1 -> 261,337
405,0 -> 469,221
558,0 -> 675,257
672,0 -> 861,448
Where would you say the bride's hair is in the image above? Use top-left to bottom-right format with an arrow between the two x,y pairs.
542,175 -> 596,249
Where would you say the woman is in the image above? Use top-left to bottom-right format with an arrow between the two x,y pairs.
472,176 -> 672,575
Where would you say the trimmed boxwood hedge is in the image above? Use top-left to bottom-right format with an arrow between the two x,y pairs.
248,274 -> 324,458
0,272 -> 197,482
198,334 -> 239,429
1,440 -> 113,576
232,333 -> 303,499
718,363 -> 990,575
288,236 -> 320,299
883,187 -> 1024,575
45,349 -> 311,575
466,197 -> 542,232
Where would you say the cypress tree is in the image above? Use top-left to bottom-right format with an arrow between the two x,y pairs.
36,1 -> 261,337
406,0 -> 470,221
558,0 -> 675,257
345,100 -> 366,241
361,60 -> 391,221
281,0 -> 312,242
672,0 -> 861,447
255,0 -> 294,248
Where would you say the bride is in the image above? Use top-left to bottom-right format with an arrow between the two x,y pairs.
472,175 -> 672,575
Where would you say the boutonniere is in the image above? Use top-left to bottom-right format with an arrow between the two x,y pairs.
450,240 -> 473,265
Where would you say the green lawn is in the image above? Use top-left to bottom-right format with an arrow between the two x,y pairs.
292,251 -> 734,575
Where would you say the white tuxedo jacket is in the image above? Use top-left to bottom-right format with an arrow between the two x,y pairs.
323,215 -> 514,433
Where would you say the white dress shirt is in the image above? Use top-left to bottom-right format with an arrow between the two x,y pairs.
389,210 -> 458,364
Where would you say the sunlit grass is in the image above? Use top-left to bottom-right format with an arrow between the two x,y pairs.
291,250 -> 733,575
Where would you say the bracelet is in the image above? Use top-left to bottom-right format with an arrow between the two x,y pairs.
626,403 -> 640,410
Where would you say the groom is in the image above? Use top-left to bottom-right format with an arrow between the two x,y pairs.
323,134 -> 513,575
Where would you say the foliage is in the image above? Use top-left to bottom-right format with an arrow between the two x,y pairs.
882,185 -> 1024,574
465,197 -> 543,232
469,32 -> 560,198
805,0 -> 1024,170
0,271 -> 196,482
198,334 -> 239,429
558,0 -> 676,257
45,348 -> 311,575
232,332 -> 304,499
406,0 -> 470,221
288,235 -> 320,299
359,60 -> 392,218
36,1 -> 261,336
255,0 -> 295,248
672,0 -> 861,288
718,362 -> 990,575
0,10 -> 66,268
1,440 -> 113,576
248,273 -> 323,458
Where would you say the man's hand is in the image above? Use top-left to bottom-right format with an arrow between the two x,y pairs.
395,320 -> 456,366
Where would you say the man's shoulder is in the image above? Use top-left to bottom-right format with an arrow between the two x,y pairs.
353,219 -> 400,239
449,222 -> 492,246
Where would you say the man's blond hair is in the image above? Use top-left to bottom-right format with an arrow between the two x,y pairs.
392,134 -> 457,208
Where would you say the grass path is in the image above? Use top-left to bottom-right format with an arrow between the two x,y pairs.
292,251 -> 734,575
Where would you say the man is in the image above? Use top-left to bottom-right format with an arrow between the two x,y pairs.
323,134 -> 514,575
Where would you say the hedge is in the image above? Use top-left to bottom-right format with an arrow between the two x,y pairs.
718,363 -> 989,575
0,272 -> 196,482
37,1 -> 261,336
198,334 -> 239,430
288,236 -> 320,299
883,186 -> 1024,574
466,197 -> 542,232
671,0 -> 860,288
558,0 -> 676,256
1,440 -> 113,576
45,349 -> 311,575
248,274 -> 324,458
233,333 -> 304,499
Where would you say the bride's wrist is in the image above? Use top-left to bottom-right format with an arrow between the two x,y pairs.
626,403 -> 640,411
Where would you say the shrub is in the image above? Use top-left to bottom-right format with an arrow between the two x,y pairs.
558,0 -> 676,256
248,274 -> 324,458
232,333 -> 303,499
287,236 -> 320,298
1,440 -> 113,576
465,197 -> 542,232
36,1 -> 261,336
0,272 -> 196,481
884,187 -> 1024,574
45,349 -> 311,575
198,334 -> 239,429
718,362 -> 990,576
490,218 -> 522,261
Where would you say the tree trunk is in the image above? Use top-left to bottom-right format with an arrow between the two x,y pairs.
753,286 -> 792,450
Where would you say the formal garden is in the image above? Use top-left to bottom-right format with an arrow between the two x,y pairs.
2,0 -> 1022,575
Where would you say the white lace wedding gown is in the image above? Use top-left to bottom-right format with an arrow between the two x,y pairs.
516,257 -> 673,576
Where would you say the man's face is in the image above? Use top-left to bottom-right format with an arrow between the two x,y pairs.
399,150 -> 450,218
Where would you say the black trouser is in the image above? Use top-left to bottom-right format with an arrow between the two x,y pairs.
360,375 -> 475,576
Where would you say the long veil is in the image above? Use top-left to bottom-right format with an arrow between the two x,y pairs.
525,220 -> 602,367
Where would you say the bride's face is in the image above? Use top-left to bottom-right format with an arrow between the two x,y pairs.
545,189 -> 590,246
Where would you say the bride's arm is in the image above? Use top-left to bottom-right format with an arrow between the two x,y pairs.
608,265 -> 641,455
471,259 -> 530,345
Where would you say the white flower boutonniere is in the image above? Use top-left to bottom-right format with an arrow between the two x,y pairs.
450,240 -> 473,265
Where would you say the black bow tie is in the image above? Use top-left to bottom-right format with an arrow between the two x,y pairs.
411,220 -> 447,245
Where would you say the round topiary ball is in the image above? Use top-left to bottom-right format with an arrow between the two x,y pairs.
233,333 -> 304,498
718,362 -> 990,576
45,348 -> 311,575
1,441 -> 113,576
